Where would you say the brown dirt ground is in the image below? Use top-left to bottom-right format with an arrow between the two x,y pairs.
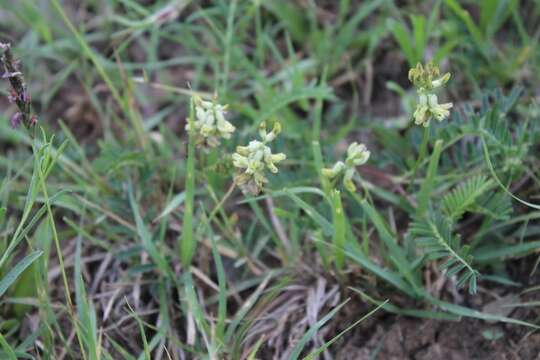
334,256 -> 540,360
250,255 -> 540,360
337,315 -> 540,360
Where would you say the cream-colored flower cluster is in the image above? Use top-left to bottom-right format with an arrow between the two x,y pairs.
413,93 -> 453,127
322,142 -> 370,192
186,95 -> 235,147
232,122 -> 286,195
186,93 -> 286,195
408,62 -> 453,127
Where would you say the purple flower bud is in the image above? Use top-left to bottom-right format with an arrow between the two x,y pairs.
21,89 -> 31,103
2,71 -> 22,79
10,112 -> 22,128
30,115 -> 38,126
7,89 -> 17,103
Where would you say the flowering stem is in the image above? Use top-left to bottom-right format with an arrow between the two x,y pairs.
1,43 -> 36,130
207,181 -> 237,224
408,126 -> 430,193
349,182 -> 375,256
330,189 -> 346,271
180,99 -> 196,266
312,68 -> 331,195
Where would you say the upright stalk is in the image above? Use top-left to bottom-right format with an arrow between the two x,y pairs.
408,126 -> 430,194
180,99 -> 196,266
312,68 -> 331,195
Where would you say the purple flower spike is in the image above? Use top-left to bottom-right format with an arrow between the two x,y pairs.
10,112 -> 22,128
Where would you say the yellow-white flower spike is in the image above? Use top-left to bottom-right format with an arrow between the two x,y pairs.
323,142 -> 370,192
186,95 -> 235,147
409,62 -> 452,127
233,122 -> 286,195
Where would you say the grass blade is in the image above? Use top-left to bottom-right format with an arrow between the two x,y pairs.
0,250 -> 42,297
289,299 -> 349,360
303,300 -> 388,360
0,332 -> 17,360
128,183 -> 173,278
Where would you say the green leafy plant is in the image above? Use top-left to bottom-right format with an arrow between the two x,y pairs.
442,175 -> 495,221
409,213 -> 479,294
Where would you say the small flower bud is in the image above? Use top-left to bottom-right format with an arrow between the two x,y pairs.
271,122 -> 281,136
2,71 -> 22,79
235,145 -> 250,156
431,72 -> 451,89
323,143 -> 369,192
7,89 -> 17,103
258,121 -> 267,140
322,161 -> 345,178
346,142 -> 370,166
269,153 -> 286,163
343,168 -> 357,192
9,112 -> 22,128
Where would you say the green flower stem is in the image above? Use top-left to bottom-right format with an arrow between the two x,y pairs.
312,68 -> 331,196
205,182 -> 265,275
330,189 -> 346,271
33,133 -> 87,358
408,126 -> 430,194
349,181 -> 374,256
207,181 -> 237,225
313,141 -> 331,195
180,99 -> 196,266
207,147 -> 220,190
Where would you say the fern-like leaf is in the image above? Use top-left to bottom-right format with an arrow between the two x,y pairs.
473,192 -> 513,221
442,175 -> 494,220
409,214 -> 479,294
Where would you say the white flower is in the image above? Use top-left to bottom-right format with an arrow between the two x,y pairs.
186,95 -> 235,147
430,72 -> 451,89
233,122 -> 286,195
323,142 -> 370,192
346,142 -> 371,167
409,62 -> 453,127
427,94 -> 452,121
413,94 -> 453,127
413,94 -> 430,127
